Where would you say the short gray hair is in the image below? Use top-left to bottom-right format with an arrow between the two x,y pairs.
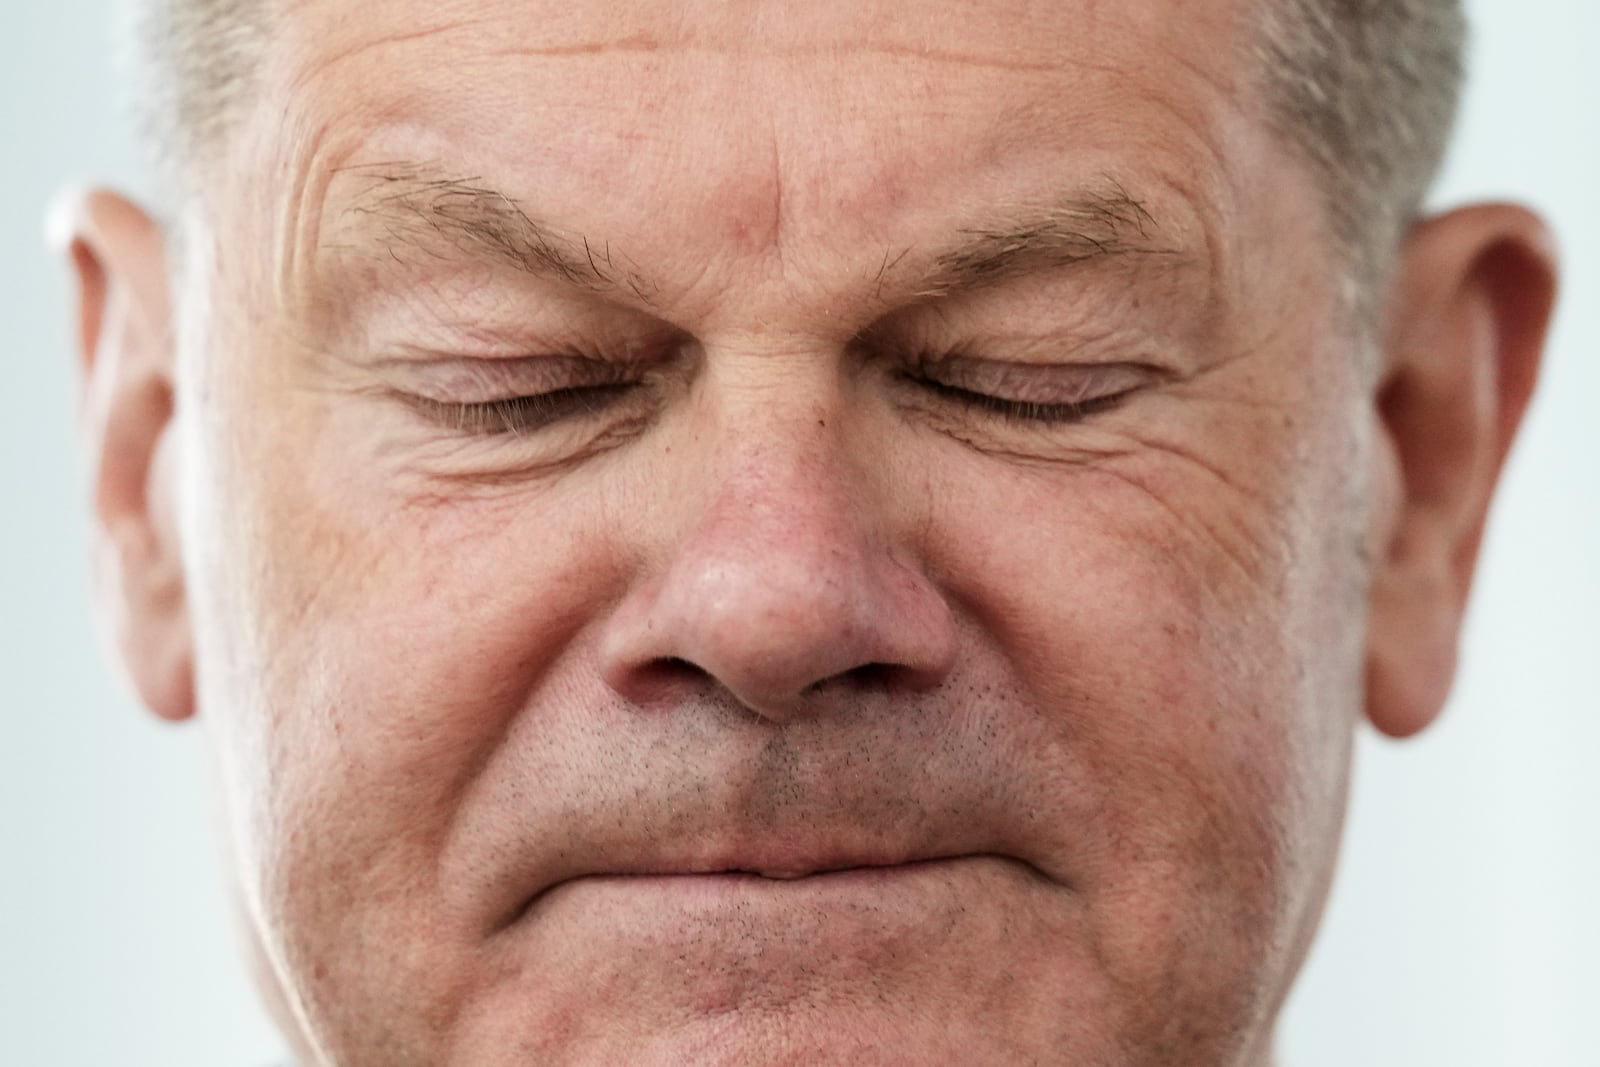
128,0 -> 264,192
1255,0 -> 1467,276
129,0 -> 1466,277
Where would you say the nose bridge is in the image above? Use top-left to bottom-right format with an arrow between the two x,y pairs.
698,393 -> 867,572
677,333 -> 882,584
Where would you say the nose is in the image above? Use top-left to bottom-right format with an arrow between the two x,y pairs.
599,407 -> 957,722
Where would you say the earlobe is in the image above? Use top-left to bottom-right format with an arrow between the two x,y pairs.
56,188 -> 196,723
1364,204 -> 1557,738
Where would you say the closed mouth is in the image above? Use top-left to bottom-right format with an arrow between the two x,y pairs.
495,853 -> 1015,933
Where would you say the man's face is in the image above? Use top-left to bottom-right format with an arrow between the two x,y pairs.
178,0 -> 1372,1062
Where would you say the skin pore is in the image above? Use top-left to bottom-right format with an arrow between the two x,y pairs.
63,0 -> 1556,1064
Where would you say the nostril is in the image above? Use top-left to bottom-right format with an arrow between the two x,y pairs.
631,657 -> 917,712
658,657 -> 710,682
799,661 -> 904,698
623,657 -> 713,706
849,662 -> 896,688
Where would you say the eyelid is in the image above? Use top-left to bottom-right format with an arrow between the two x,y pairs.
401,382 -> 646,436
889,352 -> 1165,428
909,354 -> 1162,405
386,353 -> 641,404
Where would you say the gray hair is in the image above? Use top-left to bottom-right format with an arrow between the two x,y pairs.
128,0 -> 1466,279
129,0 -> 262,176
1255,0 -> 1467,279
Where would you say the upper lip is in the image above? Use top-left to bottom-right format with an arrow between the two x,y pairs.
596,850 -> 973,882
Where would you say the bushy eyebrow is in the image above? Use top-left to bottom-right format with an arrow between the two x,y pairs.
328,161 -> 633,292
327,164 -> 1180,302
916,181 -> 1181,297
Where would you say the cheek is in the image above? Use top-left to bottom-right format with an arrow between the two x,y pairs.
180,347 -> 630,952
920,382 -> 1366,969
938,457 -> 1306,837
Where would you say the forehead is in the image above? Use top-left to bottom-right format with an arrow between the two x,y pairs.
225,0 -> 1294,320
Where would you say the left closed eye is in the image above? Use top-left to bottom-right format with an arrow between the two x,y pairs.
899,356 -> 1158,425
906,373 -> 1139,424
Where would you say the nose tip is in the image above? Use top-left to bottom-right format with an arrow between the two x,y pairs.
600,522 -> 957,722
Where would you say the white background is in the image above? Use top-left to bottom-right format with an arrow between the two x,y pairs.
2,2 -> 1594,1064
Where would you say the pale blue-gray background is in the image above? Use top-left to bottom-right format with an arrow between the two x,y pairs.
3,2 -> 1595,1064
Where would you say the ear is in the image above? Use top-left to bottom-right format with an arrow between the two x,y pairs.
1364,204 -> 1558,738
54,188 -> 194,723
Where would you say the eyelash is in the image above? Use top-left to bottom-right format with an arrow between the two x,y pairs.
905,373 -> 1135,425
410,383 -> 643,436
408,362 -> 1136,437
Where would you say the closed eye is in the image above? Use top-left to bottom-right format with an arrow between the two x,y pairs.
908,373 -> 1138,424
895,348 -> 1160,426
405,382 -> 644,436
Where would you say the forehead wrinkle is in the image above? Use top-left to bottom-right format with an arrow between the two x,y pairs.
278,0 -> 1226,108
283,12 -> 506,100
486,37 -> 1068,75
267,114 -> 344,321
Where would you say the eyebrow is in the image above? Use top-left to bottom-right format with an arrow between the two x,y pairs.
327,164 -> 1180,301
915,181 -> 1182,297
328,161 -> 633,292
